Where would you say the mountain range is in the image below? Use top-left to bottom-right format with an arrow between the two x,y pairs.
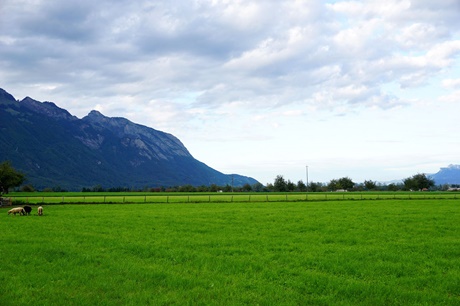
429,165 -> 460,185
0,88 -> 259,191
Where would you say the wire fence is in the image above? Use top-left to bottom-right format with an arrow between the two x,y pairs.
5,192 -> 460,205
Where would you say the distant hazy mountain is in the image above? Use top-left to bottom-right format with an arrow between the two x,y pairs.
0,88 -> 258,190
429,164 -> 460,185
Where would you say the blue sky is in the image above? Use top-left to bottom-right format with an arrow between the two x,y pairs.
1,0 -> 459,185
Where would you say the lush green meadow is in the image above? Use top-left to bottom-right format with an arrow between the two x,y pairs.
6,191 -> 460,205
1,200 -> 459,305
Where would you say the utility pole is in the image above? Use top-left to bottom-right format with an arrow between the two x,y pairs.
306,165 -> 309,193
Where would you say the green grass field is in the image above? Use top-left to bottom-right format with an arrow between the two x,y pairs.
6,191 -> 460,205
1,200 -> 459,305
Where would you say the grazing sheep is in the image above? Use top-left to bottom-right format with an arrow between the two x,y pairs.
23,205 -> 32,215
38,206 -> 43,216
8,207 -> 25,216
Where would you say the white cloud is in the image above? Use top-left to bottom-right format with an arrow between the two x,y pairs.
442,78 -> 460,89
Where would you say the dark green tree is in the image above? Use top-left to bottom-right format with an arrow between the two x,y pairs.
0,161 -> 25,194
403,173 -> 435,190
252,182 -> 264,192
308,182 -> 323,192
328,177 -> 355,191
338,177 -> 355,190
273,175 -> 288,192
241,183 -> 252,192
196,185 -> 208,192
287,180 -> 296,192
364,180 -> 377,190
297,180 -> 306,192
20,184 -> 35,192
327,179 -> 340,191
179,184 -> 196,192
265,183 -> 274,192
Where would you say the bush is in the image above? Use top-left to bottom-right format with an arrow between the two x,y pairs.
20,185 -> 35,192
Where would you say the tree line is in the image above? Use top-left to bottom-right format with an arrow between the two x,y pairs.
0,160 -> 450,194
79,173 -> 441,193
266,173 -> 437,192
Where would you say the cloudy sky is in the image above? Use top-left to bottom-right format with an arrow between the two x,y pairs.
1,0 -> 460,185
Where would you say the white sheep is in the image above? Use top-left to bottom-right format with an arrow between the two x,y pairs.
37,206 -> 43,216
8,207 -> 25,216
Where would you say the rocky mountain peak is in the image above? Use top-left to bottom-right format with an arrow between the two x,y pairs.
429,164 -> 460,185
84,110 -> 130,128
87,110 -> 106,119
0,88 -> 259,190
83,110 -> 192,159
20,97 -> 76,121
0,88 -> 17,104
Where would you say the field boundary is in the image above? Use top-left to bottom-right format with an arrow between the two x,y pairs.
7,192 -> 460,205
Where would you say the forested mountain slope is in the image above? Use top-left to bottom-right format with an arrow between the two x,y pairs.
0,88 -> 258,190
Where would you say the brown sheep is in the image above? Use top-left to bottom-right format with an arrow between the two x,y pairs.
38,206 -> 43,216
8,207 -> 25,216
